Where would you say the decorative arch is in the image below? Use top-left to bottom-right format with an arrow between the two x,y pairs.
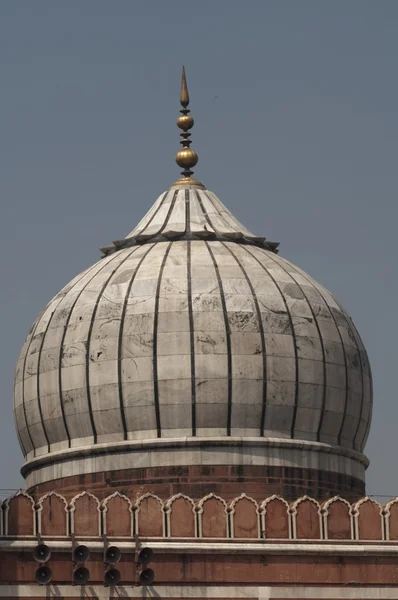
260,495 -> 291,539
322,496 -> 353,540
165,494 -> 196,538
290,496 -> 322,540
3,491 -> 35,536
353,496 -> 384,540
229,494 -> 260,539
197,493 -> 228,538
135,493 -> 165,538
384,497 -> 398,540
37,492 -> 68,536
102,492 -> 134,537
69,491 -> 101,537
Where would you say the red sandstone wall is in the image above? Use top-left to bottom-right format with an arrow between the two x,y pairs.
0,490 -> 393,541
26,465 -> 365,501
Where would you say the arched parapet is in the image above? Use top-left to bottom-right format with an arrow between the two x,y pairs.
384,497 -> 398,541
135,493 -> 165,538
260,495 -> 291,539
290,496 -> 322,540
353,496 -> 384,540
102,492 -> 133,537
69,491 -> 101,537
229,494 -> 260,539
197,493 -> 228,538
3,490 -> 36,537
322,496 -> 353,540
37,491 -> 68,537
165,494 -> 196,538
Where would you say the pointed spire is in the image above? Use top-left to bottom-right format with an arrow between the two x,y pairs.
173,67 -> 204,188
180,65 -> 189,108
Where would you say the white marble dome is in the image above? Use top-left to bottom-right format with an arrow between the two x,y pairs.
14,184 -> 372,486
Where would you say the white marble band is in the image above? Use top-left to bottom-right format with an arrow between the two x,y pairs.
22,436 -> 368,488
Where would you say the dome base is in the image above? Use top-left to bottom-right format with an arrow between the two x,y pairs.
22,437 -> 368,499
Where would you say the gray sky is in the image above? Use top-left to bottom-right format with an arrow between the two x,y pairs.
0,1 -> 397,498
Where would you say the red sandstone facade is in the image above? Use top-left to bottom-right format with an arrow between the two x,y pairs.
1,484 -> 398,597
26,465 -> 366,503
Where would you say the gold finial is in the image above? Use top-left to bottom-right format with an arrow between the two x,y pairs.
173,66 -> 204,188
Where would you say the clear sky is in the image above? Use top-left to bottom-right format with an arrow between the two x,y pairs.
0,1 -> 397,498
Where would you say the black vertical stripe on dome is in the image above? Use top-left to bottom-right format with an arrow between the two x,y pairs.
205,241 -> 233,435
153,242 -> 173,437
267,253 -> 327,442
222,242 -> 268,436
134,191 -> 169,236
36,311 -> 57,452
283,260 -> 350,447
185,189 -> 191,235
20,310 -> 46,456
361,362 -> 373,449
59,255 -> 121,448
194,190 -> 218,233
187,240 -> 196,435
333,307 -> 365,451
157,189 -> 179,235
86,249 -> 139,444
243,246 -> 299,438
352,339 -> 365,451
117,244 -> 155,439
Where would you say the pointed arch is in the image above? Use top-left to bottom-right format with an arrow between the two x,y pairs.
229,494 -> 260,539
3,490 -> 35,536
69,491 -> 101,537
37,491 -> 68,536
353,496 -> 384,540
197,493 -> 228,538
260,495 -> 291,539
165,494 -> 196,538
290,495 -> 322,540
322,496 -> 353,540
384,497 -> 398,541
102,492 -> 134,537
135,493 -> 164,538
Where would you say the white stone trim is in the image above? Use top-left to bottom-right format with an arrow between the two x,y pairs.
21,436 -> 368,487
1,539 -> 397,555
0,584 -> 397,599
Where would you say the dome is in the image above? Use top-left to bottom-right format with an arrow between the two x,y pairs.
13,68 -> 372,491
14,183 -> 372,488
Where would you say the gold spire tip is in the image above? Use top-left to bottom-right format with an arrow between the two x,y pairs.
173,67 -> 203,188
180,65 -> 189,108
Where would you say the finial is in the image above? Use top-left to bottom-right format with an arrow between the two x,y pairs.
173,67 -> 204,188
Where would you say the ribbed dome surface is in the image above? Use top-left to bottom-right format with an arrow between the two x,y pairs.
14,187 -> 372,465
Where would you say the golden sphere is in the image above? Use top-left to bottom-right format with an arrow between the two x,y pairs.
177,115 -> 194,131
175,148 -> 198,169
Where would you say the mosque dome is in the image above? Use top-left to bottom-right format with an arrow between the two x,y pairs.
14,69 -> 372,492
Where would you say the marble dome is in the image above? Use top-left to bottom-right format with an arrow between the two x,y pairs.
13,69 -> 372,489
14,183 -> 372,487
